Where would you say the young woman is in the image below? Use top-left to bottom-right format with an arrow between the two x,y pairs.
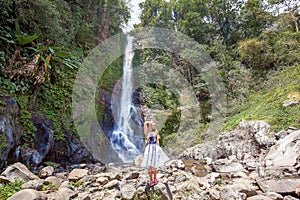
141,121 -> 169,186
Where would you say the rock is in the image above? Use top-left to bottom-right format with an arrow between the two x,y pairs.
58,187 -> 78,199
96,172 -> 121,180
120,184 -> 136,200
68,169 -> 88,181
209,188 -> 220,200
45,176 -> 64,187
156,182 -> 172,200
0,115 -> 16,169
220,187 -> 242,200
8,189 -> 47,200
177,160 -> 185,170
96,176 -> 109,185
0,175 -> 11,183
265,191 -> 283,200
283,196 -> 299,200
274,130 -> 288,140
283,100 -> 299,107
133,155 -> 143,166
39,166 -> 54,178
257,179 -> 300,194
247,195 -> 272,200
22,179 -> 45,190
1,162 -> 39,182
103,179 -> 119,189
124,172 -> 139,180
265,130 -> 300,167
32,116 -> 54,166
213,162 -> 244,173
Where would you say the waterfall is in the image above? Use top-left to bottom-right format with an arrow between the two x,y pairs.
110,36 -> 143,162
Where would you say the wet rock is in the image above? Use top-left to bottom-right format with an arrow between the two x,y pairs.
0,115 -> 16,169
32,116 -> 54,166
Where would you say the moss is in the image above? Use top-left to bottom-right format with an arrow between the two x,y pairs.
224,65 -> 300,131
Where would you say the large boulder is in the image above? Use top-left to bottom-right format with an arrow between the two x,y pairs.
1,162 -> 39,182
264,130 -> 300,167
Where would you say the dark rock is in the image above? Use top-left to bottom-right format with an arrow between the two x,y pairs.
0,115 -> 16,169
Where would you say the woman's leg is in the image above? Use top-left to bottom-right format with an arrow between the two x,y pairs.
148,167 -> 152,182
153,167 -> 157,182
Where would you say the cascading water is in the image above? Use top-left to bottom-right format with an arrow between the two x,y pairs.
110,36 -> 143,162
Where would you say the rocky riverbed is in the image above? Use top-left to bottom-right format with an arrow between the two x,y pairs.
1,120 -> 300,200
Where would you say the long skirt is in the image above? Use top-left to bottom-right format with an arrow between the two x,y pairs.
141,143 -> 170,168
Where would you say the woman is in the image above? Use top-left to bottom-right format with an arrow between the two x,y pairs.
141,121 -> 169,186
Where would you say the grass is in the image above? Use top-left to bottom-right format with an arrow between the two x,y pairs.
224,65 -> 300,132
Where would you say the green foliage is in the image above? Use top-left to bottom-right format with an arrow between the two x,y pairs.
69,181 -> 84,188
0,180 -> 24,200
41,182 -> 58,191
225,65 -> 300,131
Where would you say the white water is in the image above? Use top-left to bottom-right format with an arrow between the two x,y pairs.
110,36 -> 142,162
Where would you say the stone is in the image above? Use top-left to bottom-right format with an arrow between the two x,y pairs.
257,179 -> 300,194
96,176 -> 109,185
38,166 -> 54,178
265,192 -> 283,200
177,160 -> 185,170
68,169 -> 88,181
247,195 -> 273,200
265,130 -> 300,167
124,172 -> 139,180
45,176 -> 64,187
120,184 -> 136,200
103,179 -> 119,189
22,179 -> 45,190
156,182 -> 172,200
0,175 -> 11,183
209,189 -> 220,200
8,189 -> 47,200
57,187 -> 78,199
1,162 -> 39,182
213,162 -> 244,173
133,155 -> 143,166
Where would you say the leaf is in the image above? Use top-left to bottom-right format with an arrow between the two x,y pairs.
54,51 -> 72,57
17,35 -> 38,46
15,21 -> 21,36
48,47 -> 55,54
0,36 -> 15,44
41,56 -> 51,69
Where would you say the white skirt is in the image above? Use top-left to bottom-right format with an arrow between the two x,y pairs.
141,143 -> 170,168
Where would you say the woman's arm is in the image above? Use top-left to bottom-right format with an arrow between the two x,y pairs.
156,131 -> 160,145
